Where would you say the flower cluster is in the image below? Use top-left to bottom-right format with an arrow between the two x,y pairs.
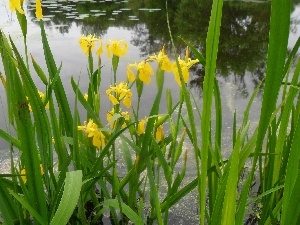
76,42 -> 198,150
78,119 -> 106,149
106,82 -> 132,108
79,37 -> 129,61
127,46 -> 198,87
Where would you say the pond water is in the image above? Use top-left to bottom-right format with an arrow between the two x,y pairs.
0,0 -> 300,224
0,0 -> 300,154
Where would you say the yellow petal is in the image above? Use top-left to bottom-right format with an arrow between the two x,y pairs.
20,168 -> 27,183
127,67 -> 136,82
161,57 -> 172,72
93,131 -> 106,149
123,96 -> 131,108
139,72 -> 151,84
107,109 -> 115,128
77,125 -> 85,131
96,40 -> 103,56
93,135 -> 101,149
9,0 -> 25,14
156,125 -> 164,142
40,164 -> 44,175
138,62 -> 153,84
137,118 -> 147,135
79,34 -> 102,56
84,93 -> 88,101
108,94 -> 119,105
106,39 -> 128,58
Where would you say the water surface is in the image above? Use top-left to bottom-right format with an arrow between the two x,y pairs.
0,0 -> 299,157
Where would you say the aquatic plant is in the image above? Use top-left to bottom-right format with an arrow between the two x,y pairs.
0,0 -> 299,224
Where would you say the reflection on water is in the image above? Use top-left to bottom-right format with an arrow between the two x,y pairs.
0,0 -> 300,150
25,0 -> 272,94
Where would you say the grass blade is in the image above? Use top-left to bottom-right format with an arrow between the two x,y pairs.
201,0 -> 223,222
50,170 -> 83,225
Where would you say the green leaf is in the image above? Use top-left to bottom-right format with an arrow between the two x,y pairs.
0,178 -> 19,224
120,137 -> 134,170
0,31 -> 17,124
0,129 -> 21,149
201,0 -> 223,222
155,67 -> 165,89
50,170 -> 83,225
255,0 -> 291,161
31,54 -> 48,85
101,199 -> 144,225
112,54 -> 119,75
40,20 -> 73,136
221,132 -> 240,225
9,36 -> 48,221
180,36 -> 206,66
16,11 -> 27,39
9,190 -> 47,225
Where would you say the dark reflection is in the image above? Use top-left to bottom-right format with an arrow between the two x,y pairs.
25,0 -> 300,98
174,0 -> 271,97
218,3 -> 270,76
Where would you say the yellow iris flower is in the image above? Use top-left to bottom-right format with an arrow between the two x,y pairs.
9,0 -> 25,14
9,0 -> 42,19
137,117 -> 148,135
172,48 -> 199,87
91,130 -> 106,149
78,119 -> 106,149
35,0 -> 43,20
106,82 -> 132,108
79,34 -> 103,56
127,61 -> 154,84
147,46 -> 172,72
154,116 -> 165,142
106,39 -> 128,58
155,125 -> 164,142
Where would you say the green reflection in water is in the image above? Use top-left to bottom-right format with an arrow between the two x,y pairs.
25,0 -> 300,95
